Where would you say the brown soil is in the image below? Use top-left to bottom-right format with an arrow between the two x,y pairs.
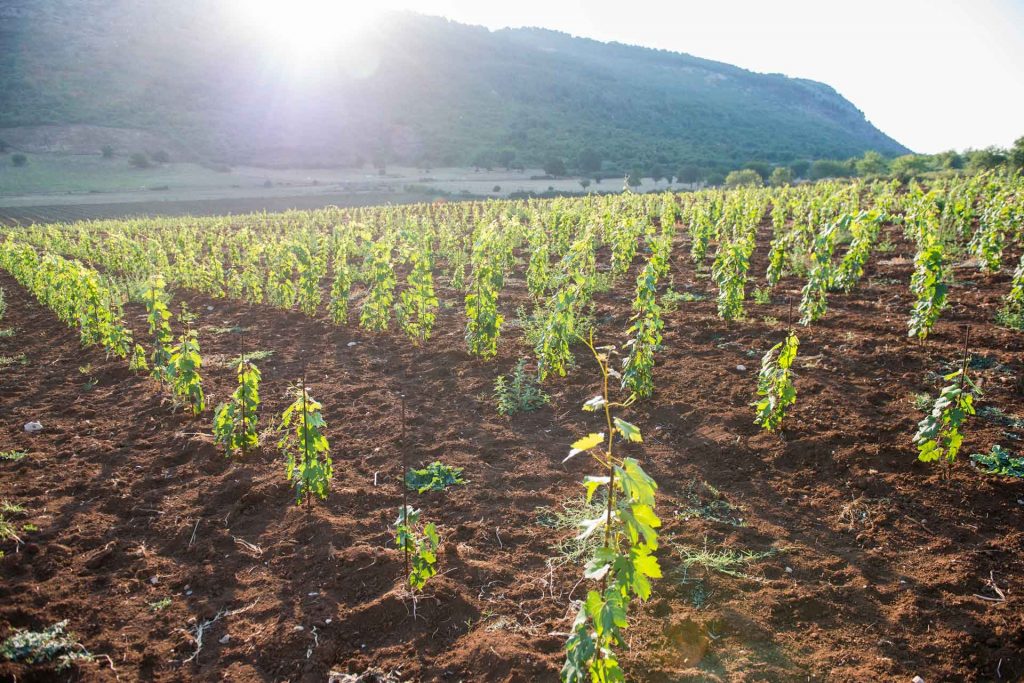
1,224 -> 1022,682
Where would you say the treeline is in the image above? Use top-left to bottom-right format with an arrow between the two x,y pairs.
480,136 -> 1024,188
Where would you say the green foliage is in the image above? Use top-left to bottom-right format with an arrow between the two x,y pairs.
832,211 -> 882,293
997,252 -> 1024,329
405,461 -> 466,493
396,231 -> 439,344
798,220 -> 839,325
753,332 -> 799,431
724,169 -> 763,189
970,446 -> 1024,477
128,343 -> 148,373
908,232 -> 948,340
279,383 -> 332,505
166,309 -> 204,416
562,337 -> 660,683
621,254 -> 665,399
495,358 -> 550,416
0,450 -> 27,462
144,275 -> 173,382
0,621 -> 93,671
914,369 -> 976,464
360,240 -> 396,332
712,226 -> 757,321
213,360 -> 261,457
394,505 -> 439,591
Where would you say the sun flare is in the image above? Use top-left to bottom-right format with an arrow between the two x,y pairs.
230,0 -> 383,65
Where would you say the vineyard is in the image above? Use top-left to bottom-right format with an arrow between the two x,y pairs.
0,174 -> 1022,681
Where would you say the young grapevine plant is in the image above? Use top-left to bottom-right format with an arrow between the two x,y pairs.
213,360 -> 261,457
753,332 -> 799,431
394,505 -> 439,591
561,334 -> 661,683
166,307 -> 205,416
279,382 -> 332,506
144,276 -> 173,383
914,368 -> 977,465
908,232 -> 948,341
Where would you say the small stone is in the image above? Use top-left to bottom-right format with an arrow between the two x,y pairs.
150,576 -> 159,585
293,625 -> 304,632
23,421 -> 43,433
219,635 -> 231,644
912,676 -> 925,683
736,365 -> 747,371
785,566 -> 793,574
347,341 -> 358,347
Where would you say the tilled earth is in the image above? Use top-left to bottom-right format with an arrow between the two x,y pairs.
1,224 -> 1022,682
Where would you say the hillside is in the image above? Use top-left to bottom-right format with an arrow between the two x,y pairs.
0,1 -> 910,171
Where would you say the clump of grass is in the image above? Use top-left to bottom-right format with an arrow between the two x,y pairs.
536,494 -> 605,566
752,286 -> 771,305
0,451 -> 27,462
0,328 -> 14,339
677,480 -> 745,527
661,288 -> 706,311
210,325 -> 249,335
0,353 -> 27,367
675,538 -> 779,580
978,406 -> 1024,430
995,305 -> 1024,331
228,350 -> 274,366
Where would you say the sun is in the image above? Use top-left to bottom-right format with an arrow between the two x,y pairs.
229,0 -> 384,66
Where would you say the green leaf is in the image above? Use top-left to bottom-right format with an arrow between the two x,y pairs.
613,418 -> 642,443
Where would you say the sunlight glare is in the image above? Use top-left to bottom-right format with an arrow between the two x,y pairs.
231,0 -> 382,66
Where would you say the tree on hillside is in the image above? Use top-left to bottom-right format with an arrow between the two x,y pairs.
544,157 -> 567,177
129,152 -> 151,168
577,148 -> 601,174
101,145 -> 115,159
934,150 -> 964,170
889,154 -> 932,181
626,169 -> 643,187
725,169 -> 763,188
965,147 -> 1006,173
675,165 -> 701,184
151,150 -> 170,163
11,153 -> 27,167
854,150 -> 889,177
769,166 -> 793,186
743,161 -> 772,181
808,159 -> 852,180
1010,136 -> 1024,170
579,178 -> 591,190
789,159 -> 811,178
496,149 -> 517,170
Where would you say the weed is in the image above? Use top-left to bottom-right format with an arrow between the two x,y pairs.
753,286 -> 771,305
149,597 -> 172,612
971,445 -> 1024,478
405,461 -> 466,493
675,538 -> 779,580
494,358 -> 549,416
0,450 -> 27,462
676,480 -> 745,527
0,353 -> 27,367
0,621 -> 94,671
535,494 -> 606,566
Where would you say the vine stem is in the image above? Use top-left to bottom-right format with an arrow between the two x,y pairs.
301,371 -> 311,509
401,394 -> 409,581
948,325 -> 971,482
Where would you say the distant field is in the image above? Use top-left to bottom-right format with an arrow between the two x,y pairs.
0,153 -> 681,223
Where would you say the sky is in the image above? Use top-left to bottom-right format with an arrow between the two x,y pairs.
341,0 -> 1024,154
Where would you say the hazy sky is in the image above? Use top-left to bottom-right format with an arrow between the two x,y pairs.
360,0 -> 1024,153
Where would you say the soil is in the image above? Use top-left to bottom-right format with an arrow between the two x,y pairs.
1,222 -> 1022,682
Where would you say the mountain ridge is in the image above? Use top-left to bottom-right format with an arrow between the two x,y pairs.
0,3 -> 910,171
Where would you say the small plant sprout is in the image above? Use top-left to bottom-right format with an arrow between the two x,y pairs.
561,333 -> 661,683
144,275 -> 173,383
914,327 -> 976,474
394,505 -> 440,592
213,360 -> 261,457
279,381 -> 332,506
405,461 -> 466,493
